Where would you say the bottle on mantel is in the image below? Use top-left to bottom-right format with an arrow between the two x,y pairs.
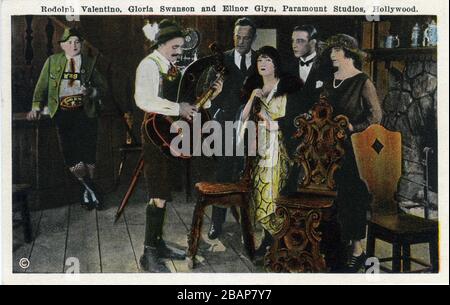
411,23 -> 421,48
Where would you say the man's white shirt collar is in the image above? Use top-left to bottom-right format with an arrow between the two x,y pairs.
65,54 -> 82,61
300,51 -> 317,64
151,50 -> 171,70
234,50 -> 252,69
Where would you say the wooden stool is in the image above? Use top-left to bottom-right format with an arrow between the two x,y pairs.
13,184 -> 33,243
186,159 -> 255,268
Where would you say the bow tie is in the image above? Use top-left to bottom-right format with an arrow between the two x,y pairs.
300,58 -> 314,67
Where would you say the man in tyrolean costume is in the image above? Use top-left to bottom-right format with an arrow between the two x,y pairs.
135,19 -> 223,272
28,27 -> 106,211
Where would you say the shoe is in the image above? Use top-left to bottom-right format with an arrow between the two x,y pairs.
207,222 -> 223,240
208,207 -> 226,240
157,240 -> 186,260
253,230 -> 273,259
139,246 -> 170,272
93,198 -> 104,211
345,252 -> 367,273
80,189 -> 94,211
84,177 -> 103,210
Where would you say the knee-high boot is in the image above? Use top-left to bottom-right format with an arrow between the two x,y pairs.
140,205 -> 169,272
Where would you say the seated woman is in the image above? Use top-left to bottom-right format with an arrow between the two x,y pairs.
321,34 -> 382,272
240,46 -> 301,259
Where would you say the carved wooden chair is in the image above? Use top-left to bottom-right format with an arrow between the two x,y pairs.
351,124 -> 439,273
186,157 -> 255,269
265,99 -> 349,273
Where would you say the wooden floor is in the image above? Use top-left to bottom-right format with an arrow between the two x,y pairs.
12,180 -> 432,274
13,179 -> 267,273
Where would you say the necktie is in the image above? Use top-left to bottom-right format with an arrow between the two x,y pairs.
240,55 -> 247,74
300,58 -> 314,67
167,63 -> 179,79
69,58 -> 76,87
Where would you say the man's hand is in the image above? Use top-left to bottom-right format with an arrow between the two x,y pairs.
210,75 -> 224,100
179,102 -> 197,121
81,85 -> 94,97
26,110 -> 40,121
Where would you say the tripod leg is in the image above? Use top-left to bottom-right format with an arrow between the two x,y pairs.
116,149 -> 127,188
114,157 -> 144,224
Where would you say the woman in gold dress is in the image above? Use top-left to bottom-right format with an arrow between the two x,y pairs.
240,46 -> 301,258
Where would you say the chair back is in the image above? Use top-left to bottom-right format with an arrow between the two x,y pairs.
294,98 -> 349,196
351,124 -> 402,215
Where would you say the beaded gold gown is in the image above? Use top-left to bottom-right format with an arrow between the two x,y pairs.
246,84 -> 290,235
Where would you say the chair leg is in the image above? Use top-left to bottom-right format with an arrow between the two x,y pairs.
186,198 -> 206,269
366,224 -> 376,259
403,244 -> 411,272
430,236 -> 439,273
185,159 -> 192,203
392,243 -> 402,273
20,193 -> 33,243
240,205 -> 255,261
230,206 -> 240,224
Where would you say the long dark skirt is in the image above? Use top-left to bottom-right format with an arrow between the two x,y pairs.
334,140 -> 372,242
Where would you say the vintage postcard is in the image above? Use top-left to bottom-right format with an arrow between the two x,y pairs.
1,0 -> 448,286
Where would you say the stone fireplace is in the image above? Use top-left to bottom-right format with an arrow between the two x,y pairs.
381,54 -> 438,218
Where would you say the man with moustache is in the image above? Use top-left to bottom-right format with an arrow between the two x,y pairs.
135,19 -> 223,272
204,17 -> 258,240
27,28 -> 106,211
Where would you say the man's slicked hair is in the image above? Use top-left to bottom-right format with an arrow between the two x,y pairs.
293,24 -> 318,41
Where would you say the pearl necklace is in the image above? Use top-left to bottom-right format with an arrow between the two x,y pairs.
333,77 -> 345,89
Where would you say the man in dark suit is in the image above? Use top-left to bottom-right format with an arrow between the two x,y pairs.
287,25 -> 325,110
205,17 -> 257,239
283,25 -> 325,157
282,25 -> 327,195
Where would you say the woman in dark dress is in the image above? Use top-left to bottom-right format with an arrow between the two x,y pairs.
322,34 -> 382,272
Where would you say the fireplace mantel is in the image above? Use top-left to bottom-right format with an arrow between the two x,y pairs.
365,47 -> 437,63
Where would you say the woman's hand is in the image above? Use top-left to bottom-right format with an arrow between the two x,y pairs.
257,109 -> 278,130
348,123 -> 354,132
242,88 -> 263,121
252,88 -> 263,101
257,108 -> 271,122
